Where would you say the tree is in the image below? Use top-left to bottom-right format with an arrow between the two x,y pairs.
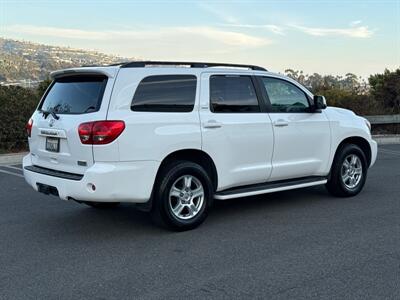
369,69 -> 400,113
36,78 -> 52,96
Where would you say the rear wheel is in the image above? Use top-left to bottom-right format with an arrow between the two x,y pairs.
326,144 -> 368,197
151,161 -> 213,231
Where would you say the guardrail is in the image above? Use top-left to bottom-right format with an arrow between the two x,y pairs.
364,114 -> 400,124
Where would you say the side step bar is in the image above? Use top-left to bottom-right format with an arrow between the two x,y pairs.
214,176 -> 327,200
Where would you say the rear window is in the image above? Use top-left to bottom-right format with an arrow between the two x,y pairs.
131,75 -> 197,112
39,75 -> 108,114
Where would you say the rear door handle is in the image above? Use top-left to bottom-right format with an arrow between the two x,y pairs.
273,119 -> 289,127
203,120 -> 222,129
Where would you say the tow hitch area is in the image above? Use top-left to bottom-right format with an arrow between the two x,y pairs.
37,183 -> 59,197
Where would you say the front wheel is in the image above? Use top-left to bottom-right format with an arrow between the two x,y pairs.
326,144 -> 368,197
151,161 -> 213,231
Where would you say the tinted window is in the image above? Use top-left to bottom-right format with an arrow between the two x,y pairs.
210,75 -> 260,113
261,77 -> 310,113
131,75 -> 197,112
40,76 -> 107,114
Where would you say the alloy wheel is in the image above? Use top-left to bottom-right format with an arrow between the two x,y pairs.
168,175 -> 205,220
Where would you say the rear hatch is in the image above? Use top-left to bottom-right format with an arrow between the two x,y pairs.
29,70 -> 115,174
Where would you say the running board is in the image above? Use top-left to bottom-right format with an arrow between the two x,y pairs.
214,176 -> 327,200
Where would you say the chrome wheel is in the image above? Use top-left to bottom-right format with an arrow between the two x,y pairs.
168,175 -> 205,220
341,154 -> 363,189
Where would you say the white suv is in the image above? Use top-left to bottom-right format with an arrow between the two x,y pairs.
23,61 -> 377,230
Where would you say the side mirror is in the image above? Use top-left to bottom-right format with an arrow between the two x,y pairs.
313,95 -> 327,111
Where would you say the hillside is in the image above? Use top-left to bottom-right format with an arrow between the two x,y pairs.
0,38 -> 137,85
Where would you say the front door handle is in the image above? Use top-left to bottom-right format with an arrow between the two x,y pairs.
203,120 -> 222,129
273,119 -> 289,127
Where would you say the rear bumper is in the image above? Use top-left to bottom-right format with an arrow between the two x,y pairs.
23,154 -> 159,203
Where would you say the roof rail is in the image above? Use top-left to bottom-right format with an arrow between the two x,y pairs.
119,61 -> 267,71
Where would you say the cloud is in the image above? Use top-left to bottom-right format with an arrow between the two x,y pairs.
196,2 -> 238,24
289,24 -> 373,38
178,27 -> 270,47
2,24 -> 271,48
3,24 -> 109,40
197,2 -> 284,36
350,20 -> 362,26
220,24 -> 285,35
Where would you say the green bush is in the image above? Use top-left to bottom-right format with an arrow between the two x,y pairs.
285,68 -> 400,116
369,69 -> 400,114
0,85 -> 43,152
313,87 -> 385,115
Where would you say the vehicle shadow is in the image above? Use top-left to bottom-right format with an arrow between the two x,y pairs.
34,185 -> 332,240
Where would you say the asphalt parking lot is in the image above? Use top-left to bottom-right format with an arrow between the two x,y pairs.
0,145 -> 399,299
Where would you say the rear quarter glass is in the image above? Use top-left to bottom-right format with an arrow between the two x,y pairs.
39,75 -> 108,114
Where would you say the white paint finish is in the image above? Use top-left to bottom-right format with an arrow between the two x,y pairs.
110,111 -> 202,162
324,107 -> 377,167
23,154 -> 159,203
24,65 -> 379,203
268,112 -> 331,180
30,114 -> 99,174
199,72 -> 274,190
214,180 -> 328,200
108,67 -> 203,112
37,128 -> 67,138
28,73 -> 116,174
107,68 -> 202,162
50,66 -> 119,80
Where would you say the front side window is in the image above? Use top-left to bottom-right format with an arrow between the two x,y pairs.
131,75 -> 197,112
261,77 -> 310,113
210,75 -> 260,113
40,75 -> 107,114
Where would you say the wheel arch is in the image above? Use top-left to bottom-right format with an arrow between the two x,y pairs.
155,149 -> 218,192
333,136 -> 372,168
136,149 -> 218,212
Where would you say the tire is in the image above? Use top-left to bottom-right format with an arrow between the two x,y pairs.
326,144 -> 368,197
82,201 -> 120,209
151,161 -> 213,231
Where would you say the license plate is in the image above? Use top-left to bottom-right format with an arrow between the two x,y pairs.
46,137 -> 60,152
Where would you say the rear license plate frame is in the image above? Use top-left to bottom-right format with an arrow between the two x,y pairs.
46,137 -> 60,153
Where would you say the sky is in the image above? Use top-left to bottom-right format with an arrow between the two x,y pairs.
1,0 -> 399,77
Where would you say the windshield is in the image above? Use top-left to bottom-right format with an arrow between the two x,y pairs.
40,75 -> 107,114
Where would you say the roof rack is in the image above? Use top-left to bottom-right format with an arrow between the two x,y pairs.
119,61 -> 267,71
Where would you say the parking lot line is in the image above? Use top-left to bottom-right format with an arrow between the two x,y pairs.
0,168 -> 24,178
2,165 -> 23,171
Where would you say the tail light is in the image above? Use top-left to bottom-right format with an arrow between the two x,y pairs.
78,121 -> 125,145
26,119 -> 33,137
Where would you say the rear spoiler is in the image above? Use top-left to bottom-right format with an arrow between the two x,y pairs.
50,68 -> 117,80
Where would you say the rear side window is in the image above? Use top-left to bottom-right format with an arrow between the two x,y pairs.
40,75 -> 107,114
131,75 -> 197,112
210,75 -> 260,113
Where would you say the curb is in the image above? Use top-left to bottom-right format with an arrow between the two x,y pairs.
373,135 -> 400,145
0,152 -> 28,165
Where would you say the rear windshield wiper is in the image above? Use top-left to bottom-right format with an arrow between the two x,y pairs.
39,109 -> 60,120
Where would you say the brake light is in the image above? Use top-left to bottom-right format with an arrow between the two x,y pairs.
26,119 -> 33,137
78,122 -> 92,143
78,121 -> 125,145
